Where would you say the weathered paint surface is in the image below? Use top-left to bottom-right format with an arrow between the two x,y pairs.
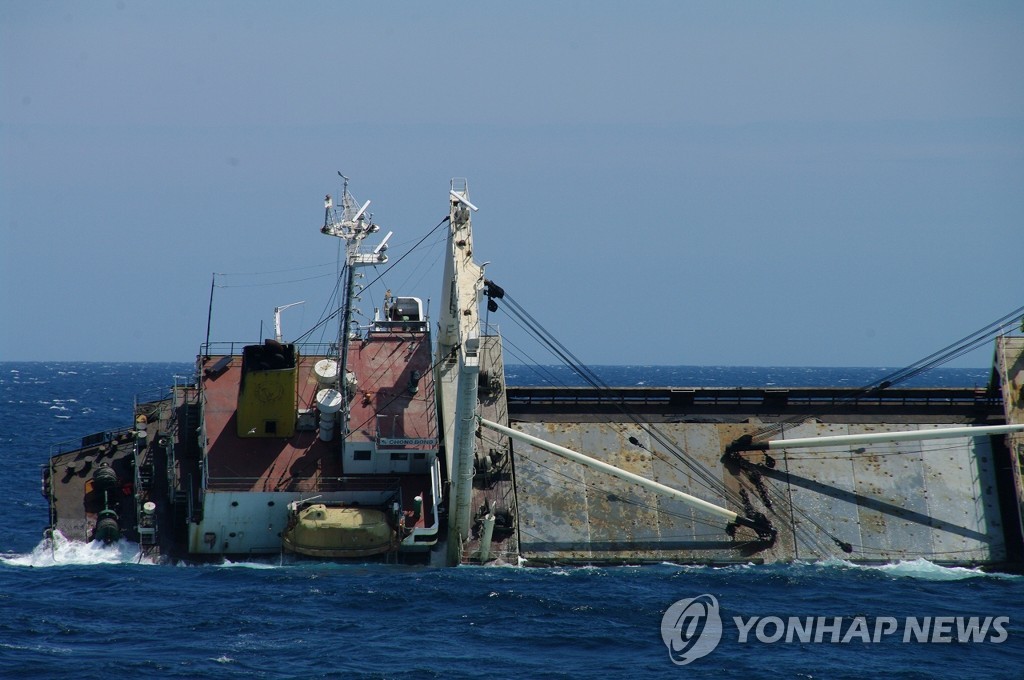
512,419 -> 1006,566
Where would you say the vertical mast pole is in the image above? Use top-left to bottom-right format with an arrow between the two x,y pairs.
204,273 -> 216,356
337,259 -> 356,439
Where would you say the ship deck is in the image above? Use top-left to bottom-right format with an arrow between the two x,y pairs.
201,353 -> 338,490
200,329 -> 437,493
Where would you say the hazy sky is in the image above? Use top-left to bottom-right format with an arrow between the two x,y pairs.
2,2 -> 1022,368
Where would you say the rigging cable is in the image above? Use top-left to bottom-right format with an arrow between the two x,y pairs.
750,303 -> 1024,443
494,289 -> 774,539
499,290 -> 742,500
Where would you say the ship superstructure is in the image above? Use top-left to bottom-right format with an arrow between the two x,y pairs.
43,178 -> 443,561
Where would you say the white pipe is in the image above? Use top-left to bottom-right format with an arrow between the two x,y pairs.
477,417 -> 740,524
768,423 -> 1024,450
478,513 -> 496,563
448,355 -> 481,564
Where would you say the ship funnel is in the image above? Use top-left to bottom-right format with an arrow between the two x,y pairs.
237,341 -> 299,438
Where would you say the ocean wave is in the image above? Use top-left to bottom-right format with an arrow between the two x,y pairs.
777,557 -> 1019,581
0,641 -> 74,656
0,531 -> 156,567
645,557 -> 1021,580
214,559 -> 281,570
863,557 -> 1020,581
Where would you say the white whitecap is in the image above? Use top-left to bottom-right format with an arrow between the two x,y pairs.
811,556 -> 1018,580
875,558 -> 1017,581
215,559 -> 279,570
1,531 -> 156,567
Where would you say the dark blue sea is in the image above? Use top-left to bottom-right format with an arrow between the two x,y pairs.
2,362 -> 1021,679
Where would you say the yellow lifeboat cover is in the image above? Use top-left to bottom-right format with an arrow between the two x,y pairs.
282,504 -> 397,558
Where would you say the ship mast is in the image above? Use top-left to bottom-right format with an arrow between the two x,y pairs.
321,176 -> 391,443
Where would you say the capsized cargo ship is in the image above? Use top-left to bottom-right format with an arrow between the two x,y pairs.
41,177 -> 1024,569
